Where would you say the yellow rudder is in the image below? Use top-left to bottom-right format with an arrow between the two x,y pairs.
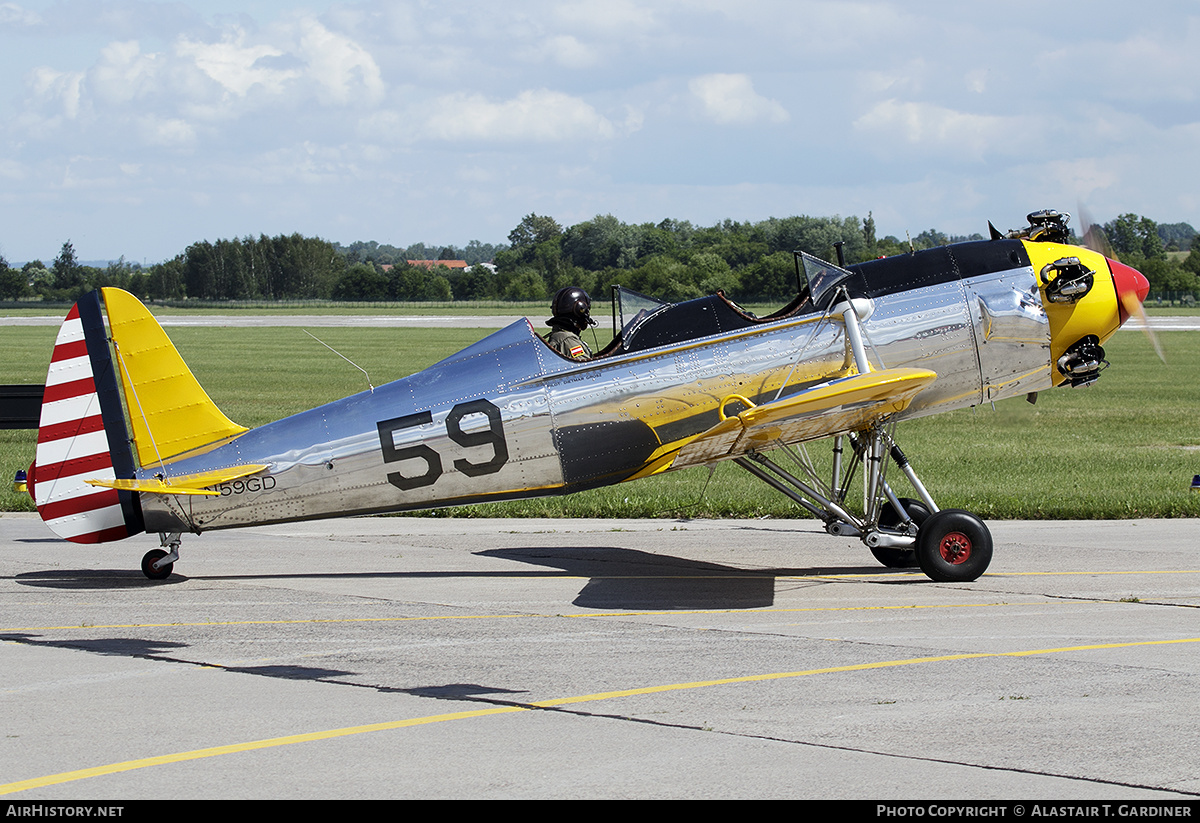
101,288 -> 248,467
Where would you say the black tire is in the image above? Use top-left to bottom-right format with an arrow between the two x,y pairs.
915,509 -> 992,582
141,549 -> 173,580
870,498 -> 931,568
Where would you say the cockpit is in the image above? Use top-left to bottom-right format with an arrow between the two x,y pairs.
599,251 -> 851,356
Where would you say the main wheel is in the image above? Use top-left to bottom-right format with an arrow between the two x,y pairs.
915,509 -> 992,582
141,549 -> 173,580
870,497 -> 931,568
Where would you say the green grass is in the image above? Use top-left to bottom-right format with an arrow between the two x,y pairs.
0,301 -> 546,317
3,322 -> 1198,519
0,299 -> 785,319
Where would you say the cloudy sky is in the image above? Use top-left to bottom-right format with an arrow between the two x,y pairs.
2,0 -> 1198,264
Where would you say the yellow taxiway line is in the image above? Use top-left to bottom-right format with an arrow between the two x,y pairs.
4,635 -> 1200,796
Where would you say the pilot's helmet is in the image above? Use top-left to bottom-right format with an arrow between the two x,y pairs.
551,286 -> 593,330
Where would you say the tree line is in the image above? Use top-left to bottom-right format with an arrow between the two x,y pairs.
2,213 -> 1196,305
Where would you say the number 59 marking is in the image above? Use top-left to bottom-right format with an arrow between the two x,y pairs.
376,398 -> 509,491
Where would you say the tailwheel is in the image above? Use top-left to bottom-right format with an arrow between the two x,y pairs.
870,497 -> 930,568
141,549 -> 174,580
915,509 -> 992,582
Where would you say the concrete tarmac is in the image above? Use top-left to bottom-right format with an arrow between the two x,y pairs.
2,513 -> 1199,800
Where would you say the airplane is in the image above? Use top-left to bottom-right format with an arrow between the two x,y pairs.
26,209 -> 1150,584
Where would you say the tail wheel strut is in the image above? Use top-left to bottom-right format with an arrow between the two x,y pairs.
141,532 -> 180,580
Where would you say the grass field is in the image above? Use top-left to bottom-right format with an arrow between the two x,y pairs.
3,320 -> 1198,519
0,301 -> 545,318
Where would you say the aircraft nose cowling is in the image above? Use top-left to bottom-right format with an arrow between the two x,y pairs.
1109,258 -> 1150,324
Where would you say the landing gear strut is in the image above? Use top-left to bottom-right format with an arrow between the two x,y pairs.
871,497 -> 930,568
734,424 -> 992,583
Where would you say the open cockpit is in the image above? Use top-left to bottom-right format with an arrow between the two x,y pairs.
577,250 -> 850,358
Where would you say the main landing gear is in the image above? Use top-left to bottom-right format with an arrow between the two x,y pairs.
140,532 -> 180,580
734,425 -> 992,583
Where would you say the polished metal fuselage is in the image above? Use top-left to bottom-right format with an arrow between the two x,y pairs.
138,258 -> 1053,535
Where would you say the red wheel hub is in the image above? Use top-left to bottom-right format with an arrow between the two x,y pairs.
938,531 -> 972,565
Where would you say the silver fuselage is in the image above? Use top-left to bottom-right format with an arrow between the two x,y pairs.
140,243 -> 1059,535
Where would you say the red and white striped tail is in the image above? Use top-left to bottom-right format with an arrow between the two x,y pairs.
31,295 -> 142,543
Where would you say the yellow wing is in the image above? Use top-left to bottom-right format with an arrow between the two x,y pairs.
670,368 -> 937,469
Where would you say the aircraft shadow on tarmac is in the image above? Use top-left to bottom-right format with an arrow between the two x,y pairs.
13,568 -> 188,589
2,627 -> 552,703
0,631 -> 359,683
0,634 -> 190,658
476,546 -> 909,610
11,546 -> 913,606
2,548 -> 917,696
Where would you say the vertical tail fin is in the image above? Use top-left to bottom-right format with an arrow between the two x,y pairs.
31,288 -> 248,543
101,287 -> 246,468
31,291 -> 143,543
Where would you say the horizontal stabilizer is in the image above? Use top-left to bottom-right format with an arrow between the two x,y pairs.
85,464 -> 269,497
671,368 -> 937,469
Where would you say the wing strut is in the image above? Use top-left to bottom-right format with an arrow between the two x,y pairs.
731,421 -> 992,582
718,290 -> 993,583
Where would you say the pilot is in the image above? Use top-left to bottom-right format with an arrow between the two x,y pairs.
545,286 -> 595,360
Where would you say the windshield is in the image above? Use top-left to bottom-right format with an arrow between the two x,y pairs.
795,251 -> 853,310
612,285 -> 671,338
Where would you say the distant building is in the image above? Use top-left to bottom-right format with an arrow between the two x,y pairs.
381,260 -> 492,273
406,259 -> 469,270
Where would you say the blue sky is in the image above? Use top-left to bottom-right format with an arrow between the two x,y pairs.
2,0 -> 1198,264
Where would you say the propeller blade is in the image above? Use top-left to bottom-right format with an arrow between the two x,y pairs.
1077,203 -> 1116,259
1110,257 -> 1165,363
1078,202 -> 1165,363
1121,292 -> 1166,364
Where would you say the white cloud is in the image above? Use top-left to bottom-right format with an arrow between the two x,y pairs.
1037,22 -> 1200,104
965,69 -> 989,95
12,12 -> 387,154
250,141 -> 367,186
294,17 -> 385,105
541,34 -> 600,69
552,0 -> 658,38
139,116 -> 197,150
418,89 -> 621,142
90,41 -> 165,105
0,2 -> 40,26
853,99 -> 1027,160
688,74 -> 789,126
176,29 -> 297,99
168,16 -> 385,110
859,66 -> 925,98
27,66 -> 85,119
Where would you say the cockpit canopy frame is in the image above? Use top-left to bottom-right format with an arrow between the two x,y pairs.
604,250 -> 852,356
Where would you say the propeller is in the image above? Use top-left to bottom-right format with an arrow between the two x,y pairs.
1076,204 -> 1164,363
